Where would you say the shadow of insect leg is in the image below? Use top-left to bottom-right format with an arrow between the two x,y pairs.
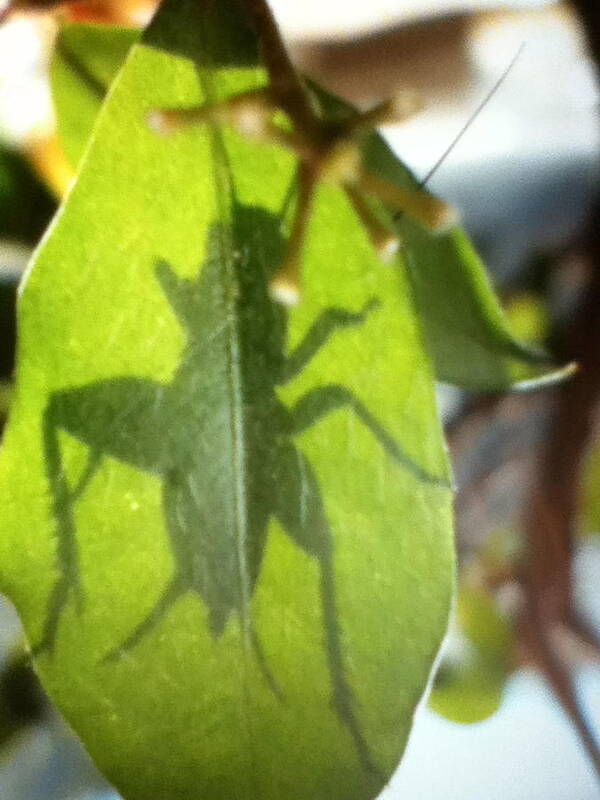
290,384 -> 450,488
148,469 -> 284,698
273,443 -> 381,777
33,409 -> 104,656
280,300 -> 381,383
37,376 -> 173,656
102,574 -> 183,663
249,624 -> 285,701
102,467 -> 201,662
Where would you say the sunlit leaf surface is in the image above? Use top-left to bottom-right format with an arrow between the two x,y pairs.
51,22 -> 140,168
0,1 -> 454,798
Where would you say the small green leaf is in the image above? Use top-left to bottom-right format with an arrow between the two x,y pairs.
51,22 -> 140,167
430,662 -> 505,724
505,291 -> 549,345
364,136 -> 571,392
429,585 -> 513,724
582,445 -> 600,536
0,1 -> 454,799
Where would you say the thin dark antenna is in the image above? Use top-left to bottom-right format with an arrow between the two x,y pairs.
420,41 -> 526,188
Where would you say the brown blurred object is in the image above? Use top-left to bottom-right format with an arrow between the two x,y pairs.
292,13 -> 474,110
291,2 -> 582,110
0,0 -> 155,25
24,132 -> 74,196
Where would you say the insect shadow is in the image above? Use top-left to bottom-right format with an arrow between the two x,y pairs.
39,199 -> 447,775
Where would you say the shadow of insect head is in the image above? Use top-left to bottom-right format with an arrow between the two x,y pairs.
39,201 -> 447,775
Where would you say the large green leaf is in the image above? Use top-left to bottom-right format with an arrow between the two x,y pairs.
0,1 -> 453,798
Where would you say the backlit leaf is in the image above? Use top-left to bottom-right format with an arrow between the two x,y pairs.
0,1 -> 454,798
51,22 -> 140,167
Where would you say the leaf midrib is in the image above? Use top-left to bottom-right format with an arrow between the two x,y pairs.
202,66 -> 261,790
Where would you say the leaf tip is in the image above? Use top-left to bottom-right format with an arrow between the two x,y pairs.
511,360 -> 578,393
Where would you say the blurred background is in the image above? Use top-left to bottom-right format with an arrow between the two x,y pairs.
1,0 -> 600,797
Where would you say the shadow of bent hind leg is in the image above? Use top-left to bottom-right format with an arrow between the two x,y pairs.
272,443 -> 382,778
36,394 -> 95,655
102,574 -> 184,662
39,377 -> 171,655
